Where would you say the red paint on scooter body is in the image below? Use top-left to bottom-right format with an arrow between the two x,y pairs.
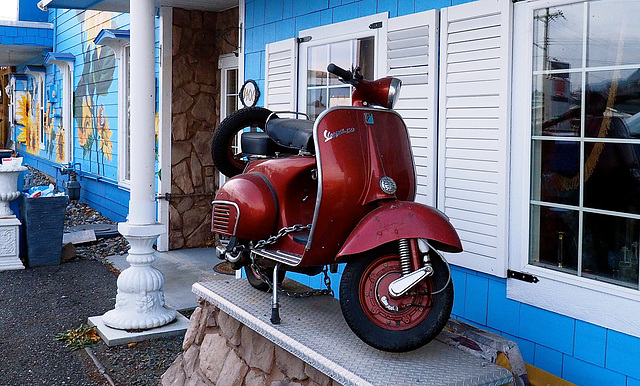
337,201 -> 463,259
299,107 -> 417,266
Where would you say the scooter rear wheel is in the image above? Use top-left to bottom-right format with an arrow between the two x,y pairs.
339,243 -> 453,352
245,264 -> 286,292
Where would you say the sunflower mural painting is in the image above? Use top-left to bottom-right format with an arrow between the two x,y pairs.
43,102 -> 65,163
15,93 -> 40,155
74,10 -> 117,174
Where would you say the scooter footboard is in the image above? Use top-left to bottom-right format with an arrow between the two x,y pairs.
336,201 -> 463,259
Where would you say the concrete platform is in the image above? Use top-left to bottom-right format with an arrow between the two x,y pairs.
193,279 -> 514,386
88,313 -> 191,346
106,247 -> 232,311
91,248 -> 231,346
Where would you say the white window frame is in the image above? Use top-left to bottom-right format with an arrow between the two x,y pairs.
509,0 -> 640,339
46,56 -> 73,164
219,53 -> 239,120
117,44 -> 131,186
297,13 -> 389,113
217,53 -> 239,188
23,68 -> 46,150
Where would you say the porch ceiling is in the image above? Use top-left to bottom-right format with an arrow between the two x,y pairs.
0,44 -> 50,67
38,0 -> 238,13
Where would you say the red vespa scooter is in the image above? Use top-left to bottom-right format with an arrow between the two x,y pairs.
211,64 -> 462,352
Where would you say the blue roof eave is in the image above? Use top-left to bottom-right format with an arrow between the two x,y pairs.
94,29 -> 130,47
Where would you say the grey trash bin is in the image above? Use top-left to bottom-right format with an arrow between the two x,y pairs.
20,194 -> 69,267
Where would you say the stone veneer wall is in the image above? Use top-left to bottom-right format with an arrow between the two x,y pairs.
170,7 -> 239,249
161,300 -> 342,386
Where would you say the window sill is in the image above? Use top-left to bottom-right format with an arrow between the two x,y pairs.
507,264 -> 640,338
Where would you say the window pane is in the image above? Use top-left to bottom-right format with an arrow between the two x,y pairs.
226,69 -> 237,95
582,212 -> 639,288
583,141 -> 640,215
533,73 -> 582,136
329,41 -> 351,86
530,205 -> 579,274
533,4 -> 584,72
587,0 -> 640,67
308,45 -> 327,87
585,70 -> 640,124
226,96 -> 237,116
357,36 -> 375,80
306,88 -> 327,120
328,87 -> 351,109
531,139 -> 580,206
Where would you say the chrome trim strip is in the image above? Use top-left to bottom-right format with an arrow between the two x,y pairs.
211,200 -> 241,235
253,249 -> 303,267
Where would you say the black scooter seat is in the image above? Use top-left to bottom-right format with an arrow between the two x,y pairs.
265,118 -> 315,153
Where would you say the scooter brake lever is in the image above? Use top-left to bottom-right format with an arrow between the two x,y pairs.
353,66 -> 363,80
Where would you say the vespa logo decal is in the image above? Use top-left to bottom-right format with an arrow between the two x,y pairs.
324,127 -> 355,142
364,113 -> 374,124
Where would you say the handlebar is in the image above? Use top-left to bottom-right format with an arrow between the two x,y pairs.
327,63 -> 353,82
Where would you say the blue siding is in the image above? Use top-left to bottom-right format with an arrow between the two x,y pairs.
533,345 -> 563,378
574,321 -> 606,367
563,356 -> 626,386
450,266 -> 640,383
606,330 -> 640,380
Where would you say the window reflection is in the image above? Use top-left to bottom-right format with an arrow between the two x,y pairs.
533,4 -> 583,72
529,0 -> 640,289
305,37 -> 375,120
588,0 -> 640,67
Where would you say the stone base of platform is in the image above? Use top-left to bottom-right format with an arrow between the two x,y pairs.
161,300 -> 337,386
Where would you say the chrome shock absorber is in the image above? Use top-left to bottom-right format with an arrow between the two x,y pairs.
398,238 -> 412,276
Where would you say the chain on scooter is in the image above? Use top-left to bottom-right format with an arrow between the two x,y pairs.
253,262 -> 334,298
251,223 -> 333,297
254,224 -> 311,249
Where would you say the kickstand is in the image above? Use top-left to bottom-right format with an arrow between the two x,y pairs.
270,263 -> 281,324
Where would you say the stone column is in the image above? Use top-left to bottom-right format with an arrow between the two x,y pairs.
0,166 -> 26,271
102,0 -> 176,330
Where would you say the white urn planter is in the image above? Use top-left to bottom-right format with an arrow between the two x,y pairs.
0,165 -> 27,271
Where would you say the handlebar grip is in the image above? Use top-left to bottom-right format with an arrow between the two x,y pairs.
327,63 -> 352,81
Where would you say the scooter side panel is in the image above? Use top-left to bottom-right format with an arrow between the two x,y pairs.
212,172 -> 278,240
336,201 -> 463,259
303,107 -> 417,266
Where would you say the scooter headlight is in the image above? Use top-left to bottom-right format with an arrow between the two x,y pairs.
387,78 -> 402,109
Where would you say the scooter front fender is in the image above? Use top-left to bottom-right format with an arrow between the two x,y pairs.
336,201 -> 463,259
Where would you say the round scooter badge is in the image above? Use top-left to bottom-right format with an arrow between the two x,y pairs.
380,176 -> 397,195
239,79 -> 260,107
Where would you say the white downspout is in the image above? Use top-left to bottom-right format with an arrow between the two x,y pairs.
102,0 -> 176,330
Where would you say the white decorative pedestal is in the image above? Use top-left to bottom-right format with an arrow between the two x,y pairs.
101,223 -> 176,330
0,166 -> 27,271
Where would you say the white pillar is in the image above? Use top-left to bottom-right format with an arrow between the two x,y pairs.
102,0 -> 176,330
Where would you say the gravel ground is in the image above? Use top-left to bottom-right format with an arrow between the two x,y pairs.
0,168 -> 186,385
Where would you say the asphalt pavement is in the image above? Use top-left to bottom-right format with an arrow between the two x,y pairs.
0,259 -> 117,385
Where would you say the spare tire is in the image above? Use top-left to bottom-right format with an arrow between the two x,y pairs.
211,107 -> 275,178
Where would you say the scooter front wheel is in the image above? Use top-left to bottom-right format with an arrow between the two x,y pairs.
339,243 -> 453,352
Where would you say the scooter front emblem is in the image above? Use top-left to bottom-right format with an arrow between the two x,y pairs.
364,113 -> 374,124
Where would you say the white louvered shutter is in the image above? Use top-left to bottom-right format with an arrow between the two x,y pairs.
386,10 -> 439,206
438,0 -> 512,277
264,38 -> 298,112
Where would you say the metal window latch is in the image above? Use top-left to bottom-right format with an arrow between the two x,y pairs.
297,36 -> 312,43
156,193 -> 171,201
507,270 -> 539,283
369,21 -> 383,29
